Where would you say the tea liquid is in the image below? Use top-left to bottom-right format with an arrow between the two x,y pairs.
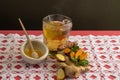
43,21 -> 71,51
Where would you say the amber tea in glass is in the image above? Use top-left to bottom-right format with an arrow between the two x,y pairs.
43,14 -> 72,51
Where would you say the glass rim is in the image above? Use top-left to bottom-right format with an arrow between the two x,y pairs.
43,14 -> 72,24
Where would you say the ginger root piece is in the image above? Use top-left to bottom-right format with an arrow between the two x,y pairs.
55,56 -> 90,78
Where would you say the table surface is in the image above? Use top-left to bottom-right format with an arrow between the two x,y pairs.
0,30 -> 120,80
1,30 -> 120,36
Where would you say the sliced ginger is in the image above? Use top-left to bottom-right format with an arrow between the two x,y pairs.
57,68 -> 65,80
56,53 -> 65,61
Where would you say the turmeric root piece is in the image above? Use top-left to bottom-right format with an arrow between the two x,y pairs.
64,48 -> 71,54
80,52 -> 88,60
75,48 -> 82,59
70,52 -> 75,57
57,68 -> 65,80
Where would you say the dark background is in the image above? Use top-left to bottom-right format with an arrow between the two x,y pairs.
0,0 -> 120,30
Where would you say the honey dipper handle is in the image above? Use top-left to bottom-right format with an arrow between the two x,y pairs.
18,18 -> 35,51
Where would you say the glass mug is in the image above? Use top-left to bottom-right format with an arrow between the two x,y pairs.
43,14 -> 72,51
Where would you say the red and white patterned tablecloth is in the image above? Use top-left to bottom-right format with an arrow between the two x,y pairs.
0,31 -> 120,80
